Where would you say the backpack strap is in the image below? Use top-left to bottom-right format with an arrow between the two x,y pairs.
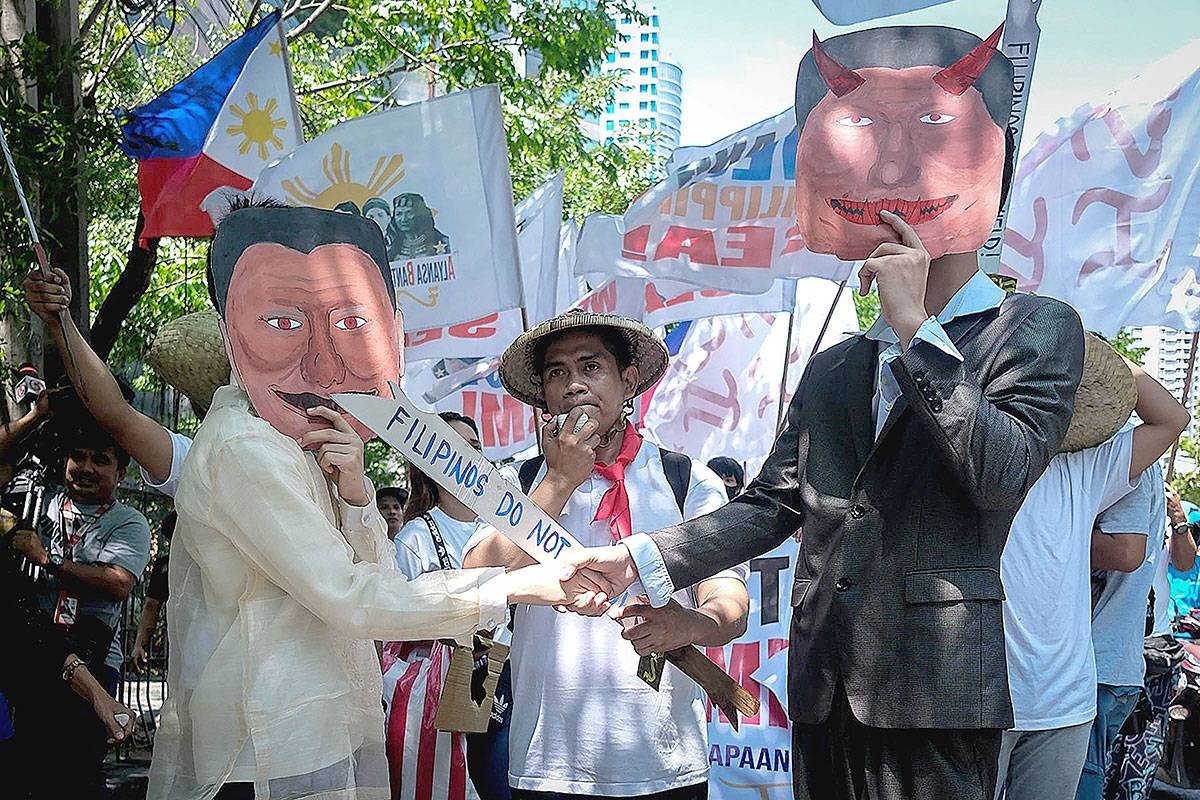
658,447 -> 691,517
518,456 -> 545,494
520,447 -> 690,515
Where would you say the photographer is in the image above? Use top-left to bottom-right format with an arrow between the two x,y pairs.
0,506 -> 135,798
7,425 -> 150,800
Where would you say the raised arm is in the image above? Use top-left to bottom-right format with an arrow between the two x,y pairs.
1167,485 -> 1199,572
23,268 -> 176,484
0,392 -> 49,464
1090,527 -> 1146,572
1129,364 -> 1191,480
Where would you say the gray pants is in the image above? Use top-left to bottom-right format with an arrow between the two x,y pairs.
995,722 -> 1093,800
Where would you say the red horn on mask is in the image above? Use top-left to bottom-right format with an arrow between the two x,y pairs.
811,32 -> 865,97
933,23 -> 1004,96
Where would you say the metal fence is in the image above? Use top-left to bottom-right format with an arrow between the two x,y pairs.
112,485 -> 174,762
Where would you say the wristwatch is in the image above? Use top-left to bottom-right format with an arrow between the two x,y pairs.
1173,522 -> 1192,536
46,553 -> 64,573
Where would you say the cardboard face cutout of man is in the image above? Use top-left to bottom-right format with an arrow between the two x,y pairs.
794,25 -> 1013,260
209,206 -> 404,445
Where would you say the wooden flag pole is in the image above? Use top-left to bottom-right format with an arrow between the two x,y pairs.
776,278 -> 848,432
1167,331 -> 1200,482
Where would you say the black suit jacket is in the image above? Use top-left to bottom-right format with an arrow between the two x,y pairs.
649,293 -> 1084,729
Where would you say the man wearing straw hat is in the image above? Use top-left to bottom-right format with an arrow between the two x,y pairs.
463,309 -> 750,800
26,203 -> 590,800
992,336 -> 1188,800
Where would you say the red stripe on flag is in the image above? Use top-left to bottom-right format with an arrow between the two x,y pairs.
448,729 -> 467,800
137,154 -> 253,240
387,659 -> 424,798
415,644 -> 447,799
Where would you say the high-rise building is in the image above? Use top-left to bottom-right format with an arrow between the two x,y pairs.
1128,325 -> 1200,471
597,3 -> 683,164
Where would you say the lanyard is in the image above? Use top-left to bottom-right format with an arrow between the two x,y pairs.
422,513 -> 456,571
59,496 -> 112,559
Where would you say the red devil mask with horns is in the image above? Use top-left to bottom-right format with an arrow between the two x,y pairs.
793,25 -> 1013,260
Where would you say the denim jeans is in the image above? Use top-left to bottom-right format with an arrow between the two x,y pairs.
1076,684 -> 1142,800
466,660 -> 512,800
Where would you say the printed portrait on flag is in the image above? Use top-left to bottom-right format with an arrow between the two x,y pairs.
793,24 -> 1014,260
253,86 -> 522,331
208,204 -> 403,444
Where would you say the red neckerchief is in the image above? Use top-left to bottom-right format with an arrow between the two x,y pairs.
592,423 -> 643,542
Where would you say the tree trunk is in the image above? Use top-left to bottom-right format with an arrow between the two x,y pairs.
34,0 -> 86,390
91,213 -> 160,360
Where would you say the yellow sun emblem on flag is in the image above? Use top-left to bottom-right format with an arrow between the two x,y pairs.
226,93 -> 288,160
282,142 -> 406,210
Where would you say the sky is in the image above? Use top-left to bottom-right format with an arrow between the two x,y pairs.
652,0 -> 1200,154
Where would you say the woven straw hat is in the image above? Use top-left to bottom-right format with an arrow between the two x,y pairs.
146,310 -> 231,415
499,309 -> 668,408
1059,333 -> 1137,453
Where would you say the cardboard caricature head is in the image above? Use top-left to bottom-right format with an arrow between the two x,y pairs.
209,205 -> 404,444
794,25 -> 1014,260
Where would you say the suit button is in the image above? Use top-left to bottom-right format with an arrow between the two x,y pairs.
835,578 -> 851,592
930,398 -> 944,413
849,504 -> 866,519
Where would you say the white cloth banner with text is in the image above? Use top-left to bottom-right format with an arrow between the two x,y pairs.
577,108 -> 851,293
643,278 -> 859,479
999,38 -> 1200,335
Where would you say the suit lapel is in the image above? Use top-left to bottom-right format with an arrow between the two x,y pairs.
837,336 -> 877,468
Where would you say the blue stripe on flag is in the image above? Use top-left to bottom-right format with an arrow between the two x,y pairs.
116,12 -> 279,160
663,321 -> 692,356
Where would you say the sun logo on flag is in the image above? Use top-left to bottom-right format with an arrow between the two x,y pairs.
226,93 -> 289,160
281,142 -> 406,210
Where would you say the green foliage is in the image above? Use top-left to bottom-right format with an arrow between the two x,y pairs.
852,290 -> 878,332
1172,436 -> 1200,505
1,0 -> 655,415
1110,328 -> 1149,366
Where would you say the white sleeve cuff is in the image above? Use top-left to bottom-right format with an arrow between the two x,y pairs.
908,317 -> 965,362
476,567 -> 511,631
624,534 -> 675,608
340,477 -> 383,527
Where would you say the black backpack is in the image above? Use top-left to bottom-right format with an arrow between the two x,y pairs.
516,446 -> 692,515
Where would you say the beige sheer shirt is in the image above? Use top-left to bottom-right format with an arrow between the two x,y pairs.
147,386 -> 508,800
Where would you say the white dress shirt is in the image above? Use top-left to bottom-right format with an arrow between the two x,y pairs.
626,270 -> 1006,607
147,385 -> 508,800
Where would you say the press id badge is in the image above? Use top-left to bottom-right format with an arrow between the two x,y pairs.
53,592 -> 78,627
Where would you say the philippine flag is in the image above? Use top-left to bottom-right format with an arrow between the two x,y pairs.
117,12 -> 302,239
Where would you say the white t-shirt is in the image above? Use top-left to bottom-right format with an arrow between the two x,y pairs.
464,446 -> 745,796
1092,463 -> 1165,687
392,507 -> 480,577
139,428 -> 194,499
1001,429 -> 1136,730
1150,539 -> 1173,636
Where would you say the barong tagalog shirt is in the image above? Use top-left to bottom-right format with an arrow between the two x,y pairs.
147,385 -> 509,800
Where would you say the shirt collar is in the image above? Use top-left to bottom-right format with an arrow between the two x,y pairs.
863,269 -> 1005,344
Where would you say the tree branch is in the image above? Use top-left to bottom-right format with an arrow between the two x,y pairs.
90,214 -> 160,361
286,0 -> 336,40
79,0 -> 112,42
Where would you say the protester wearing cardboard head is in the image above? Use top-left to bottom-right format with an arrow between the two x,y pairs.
207,204 -> 403,444
563,24 -> 1087,800
464,310 -> 749,800
146,203 -> 588,800
794,24 -> 1013,260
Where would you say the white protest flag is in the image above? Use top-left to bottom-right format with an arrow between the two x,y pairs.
252,85 -> 522,331
517,172 -> 566,324
642,277 -> 858,479
999,38 -> 1200,335
641,278 -> 798,330
576,108 -> 851,293
556,218 -> 586,314
979,0 -> 1044,272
